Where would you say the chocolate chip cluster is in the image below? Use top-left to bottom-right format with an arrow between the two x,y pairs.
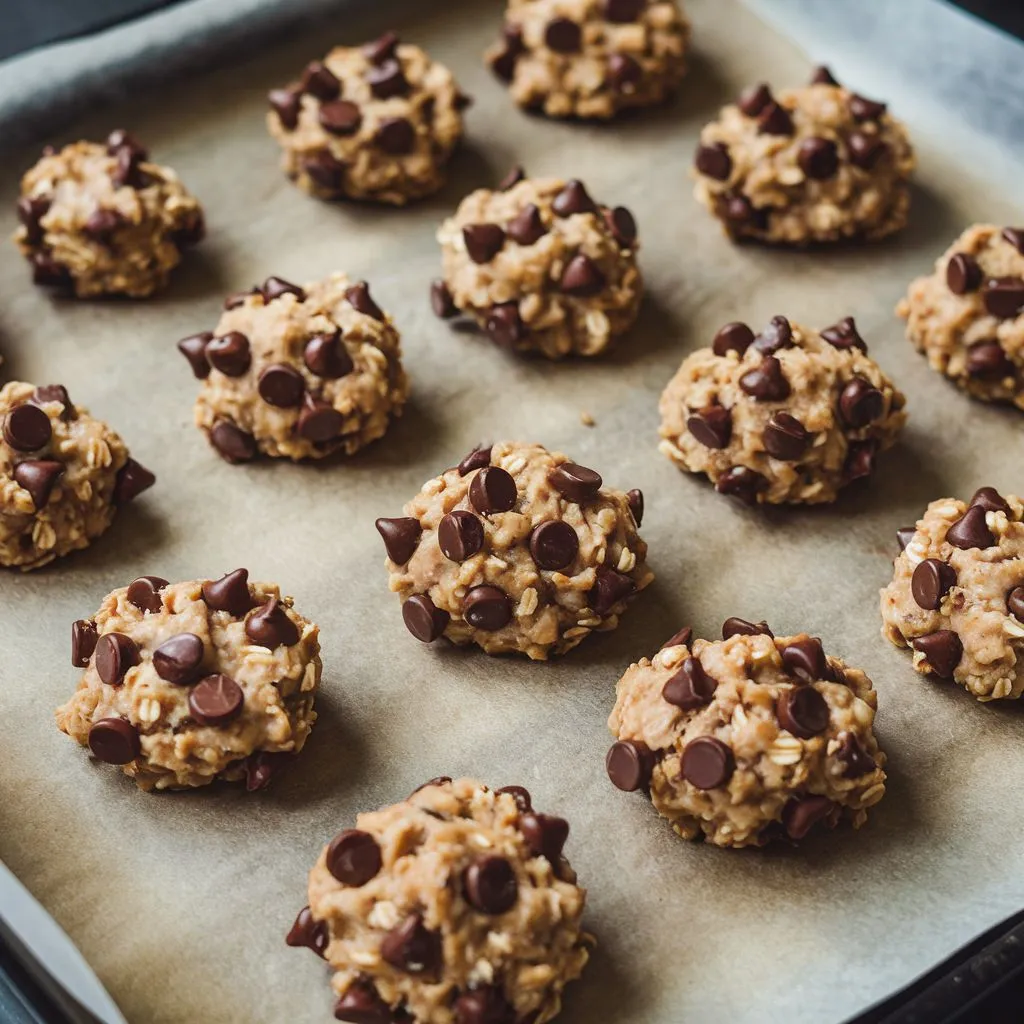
293,777 -> 589,1024
658,314 -> 907,505
607,624 -> 887,848
56,571 -> 322,790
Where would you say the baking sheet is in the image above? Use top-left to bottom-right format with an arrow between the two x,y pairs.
1,0 -> 1023,1022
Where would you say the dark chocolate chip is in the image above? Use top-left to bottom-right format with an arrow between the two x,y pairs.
153,633 -> 205,685
519,812 -> 569,862
304,332 -> 353,378
297,395 -> 344,443
544,17 -> 581,53
835,732 -> 876,778
439,510 -> 485,562
661,626 -> 693,649
302,151 -> 345,190
463,223 -> 506,264
758,102 -> 794,136
72,619 -> 98,667
498,166 -> 525,191
966,340 -> 1014,378
485,303 -> 527,348
752,315 -> 793,355
110,146 -> 151,188
490,25 -> 524,83
257,364 -> 306,408
715,189 -> 765,227
715,466 -> 768,505
606,739 -> 655,792
470,466 -> 517,514
380,914 -> 440,975
682,736 -> 734,790
739,355 -> 790,401
246,751 -> 290,791
911,558 -> 956,611
605,206 -> 638,248
346,281 -> 385,320
496,785 -> 532,812
552,180 -> 597,217
362,30 -> 400,65
88,718 -> 140,765
4,404 -> 51,452
896,526 -> 916,552
30,252 -> 72,288
464,856 -> 518,914
944,252 -> 982,295
589,566 -> 635,616
1002,227 -> 1024,255
839,377 -> 884,428
946,505 -> 994,549
375,517 -> 422,564
126,575 -> 169,614
13,459 -> 63,509
662,657 -> 717,710
911,630 -> 963,679
223,287 -> 259,310
560,254 -> 606,297
849,94 -> 887,121
83,208 -> 123,240
375,117 -> 416,154
694,142 -> 732,181
712,321 -> 755,357
367,60 -> 409,100
31,385 -> 73,421
782,795 -> 833,840
16,195 -> 50,244
245,597 -> 299,649
687,405 -> 732,449
781,637 -> 827,683
529,520 -> 579,570
286,906 -> 329,957
203,569 -> 254,616
301,61 -> 341,100
798,137 -> 839,179
605,0 -> 645,21
262,276 -> 305,303
453,986 -> 516,1024
206,332 -> 251,377
810,65 -> 839,85
463,586 -> 512,631
319,100 -> 362,136
970,486 -> 1011,514
211,421 -> 258,463
722,617 -> 773,639
333,981 -> 391,1024
327,829 -> 382,886
848,132 -> 887,170
627,488 -> 644,526
548,463 -> 602,504
410,776 -> 453,797
982,276 -> 1024,318
821,316 -> 867,352
269,88 -> 301,130
95,633 -> 139,686
1006,586 -> 1024,620
843,439 -> 877,484
608,52 -> 643,92
458,446 -> 492,476
777,687 -> 830,739
430,281 -> 458,319
403,594 -> 450,642
178,332 -> 213,379
737,83 -> 772,117
506,204 -> 547,246
762,412 -> 809,461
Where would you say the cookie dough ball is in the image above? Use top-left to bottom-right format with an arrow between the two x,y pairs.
13,130 -> 204,298
1,381 -> 155,570
897,224 -> 1024,410
693,67 -> 914,245
606,623 -> 887,848
267,32 -> 468,205
55,570 -> 321,790
376,441 -> 652,659
434,173 -> 642,359
658,315 -> 906,505
486,0 -> 690,120
288,777 -> 589,1024
179,273 -> 408,463
880,488 -> 1024,701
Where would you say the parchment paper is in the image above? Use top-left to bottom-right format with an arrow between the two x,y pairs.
1,1 -> 1022,1022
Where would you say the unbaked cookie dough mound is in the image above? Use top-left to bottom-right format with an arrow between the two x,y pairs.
606,624 -> 887,848
56,570 -> 321,790
881,488 -> 1024,701
267,32 -> 469,205
658,315 -> 907,505
13,130 -> 204,298
180,273 -> 408,463
486,0 -> 690,120
289,777 -> 590,1024
377,441 -> 652,659
1,381 -> 155,570
897,224 -> 1024,410
693,67 -> 915,245
435,174 -> 642,359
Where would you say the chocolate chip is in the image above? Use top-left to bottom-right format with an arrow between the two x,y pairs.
605,0 -> 645,21
210,421 -> 258,463
240,751 -> 286,791
712,321 -> 755,357
463,586 -> 512,631
319,99 -> 362,136
16,195 -> 50,244
72,619 -> 98,667
606,739 -> 655,792
835,731 -> 875,778
334,981 -> 391,1024
682,736 -> 734,790
843,440 -> 877,484
548,463 -> 602,504
752,315 -> 793,355
83,208 -> 123,240
203,568 -> 254,616
286,906 -> 328,957
113,456 -> 156,504
223,287 -> 259,311
95,633 -> 139,686
206,332 -> 251,377
496,785 -> 532,812
715,466 -> 767,505
970,486 -> 1011,514
560,254 -> 606,297
694,142 -> 732,181
368,60 -> 409,99
301,60 -> 340,100
470,466 -> 517,514
737,83 -> 772,117
110,146 -> 151,189
605,206 -> 638,249
30,387 -> 72,426
848,132 -> 887,170
718,191 -> 767,228
839,377 -> 884,428
943,253 -> 982,297
13,459 -> 63,509
758,102 -> 794,136
375,117 -> 416,154
544,17 -> 581,52
739,356 -> 790,401
552,180 -> 597,217
590,566 -> 635,616
781,637 -> 827,683
810,65 -> 839,85
363,30 -> 400,64
777,686 -> 830,738
966,340 -> 1014,378
269,88 -> 301,130
762,412 -> 809,461
911,558 -> 956,611
150,633 -> 204,687
529,520 -> 579,570
463,224 -> 506,264
849,94 -> 887,121
4,404 -> 51,452
126,575 -> 168,613
304,332 -> 353,378
403,594 -> 450,642
519,812 -> 569,862
430,281 -> 458,319
946,505 -> 994,549
302,151 -> 345,190
1006,586 -> 1024,620
458,445 -> 492,476
911,630 -> 963,679
246,597 -> 299,649
381,914 -> 440,975
257,364 -> 306,408
326,829 -> 382,886
173,210 -> 205,249
1002,227 -> 1024,255
626,489 -> 644,527
608,52 -> 643,92
464,856 -> 518,914
798,137 -> 838,179
821,316 -> 867,352
411,776 -> 453,796
782,795 -> 833,840
30,252 -> 72,288
297,396 -> 344,442
978,277 -> 1022,319
722,617 -> 772,639
177,332 -> 213,379
686,405 -> 731,449
661,626 -> 693,649
498,166 -> 525,191
262,276 -> 305,303
439,510 -> 485,562
346,281 -> 385,321
662,657 -> 717,710
490,24 -> 524,82
189,674 -> 245,726
376,517 -> 421,564
88,718 -> 140,765
506,204 -> 547,246
896,526 -> 916,552
485,303 -> 527,348
453,986 -> 516,1024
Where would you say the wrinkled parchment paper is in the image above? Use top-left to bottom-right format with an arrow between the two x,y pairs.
1,1 -> 1022,1022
